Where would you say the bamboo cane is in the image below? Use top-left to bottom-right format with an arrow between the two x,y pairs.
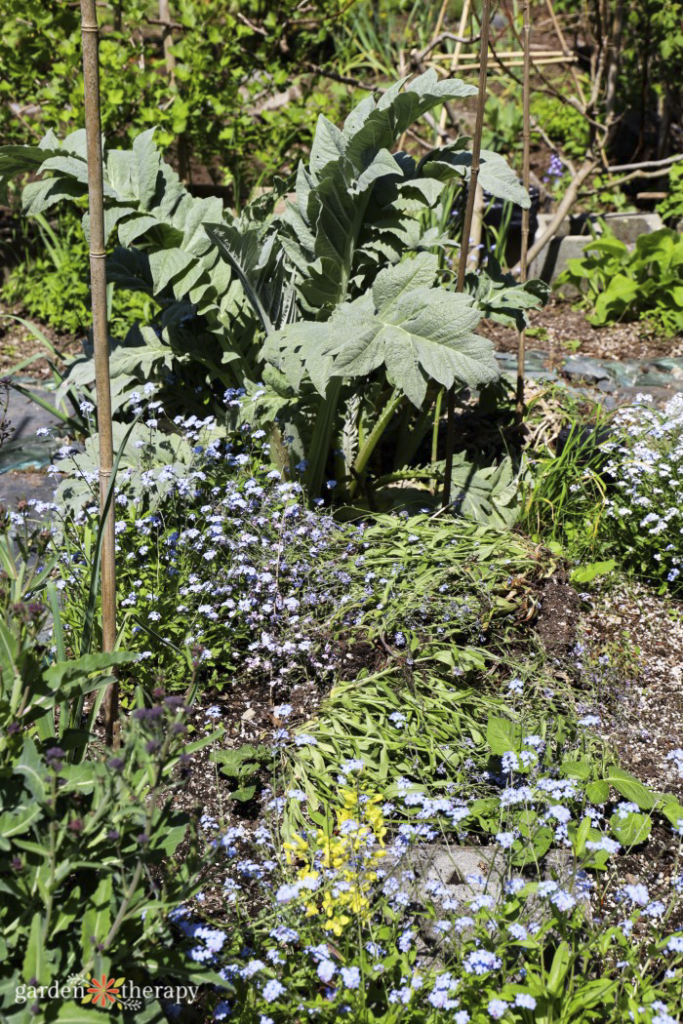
438,0 -> 471,135
516,0 -> 531,425
432,49 -> 565,59
80,0 -> 118,746
441,0 -> 492,509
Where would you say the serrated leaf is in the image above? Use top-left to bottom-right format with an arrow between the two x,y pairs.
265,259 -> 497,407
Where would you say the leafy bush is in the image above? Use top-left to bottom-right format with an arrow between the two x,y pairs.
0,528 -> 221,1022
558,227 -> 683,336
658,162 -> 683,223
529,95 -> 590,161
0,72 -> 546,501
0,209 -> 155,337
0,0 -> 354,192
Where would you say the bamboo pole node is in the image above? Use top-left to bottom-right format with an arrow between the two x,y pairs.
89,250 -> 107,258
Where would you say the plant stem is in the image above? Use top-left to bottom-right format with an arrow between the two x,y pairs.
442,0 -> 492,508
349,390 -> 405,499
80,0 -> 118,746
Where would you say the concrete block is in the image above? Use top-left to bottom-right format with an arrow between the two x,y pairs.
601,211 -> 663,244
528,234 -> 590,287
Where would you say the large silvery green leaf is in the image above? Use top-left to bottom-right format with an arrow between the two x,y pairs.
281,71 -> 482,315
263,254 -> 499,406
448,453 -> 527,528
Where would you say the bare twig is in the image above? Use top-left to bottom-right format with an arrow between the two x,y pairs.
300,61 -> 381,93
411,31 -> 480,65
606,153 -> 683,173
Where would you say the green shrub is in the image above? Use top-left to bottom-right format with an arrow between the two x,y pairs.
0,210 -> 156,337
0,0 -> 354,192
557,226 -> 683,336
658,162 -> 683,223
529,95 -> 589,161
0,526 -> 221,1022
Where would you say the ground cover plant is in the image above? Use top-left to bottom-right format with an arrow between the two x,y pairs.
523,391 -> 683,594
4,388 -> 683,1022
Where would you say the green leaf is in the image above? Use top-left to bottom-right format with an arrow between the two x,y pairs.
422,146 -> 529,206
81,876 -> 112,963
566,979 -> 618,1017
585,779 -> 610,804
44,651 -> 136,689
610,811 -> 652,847
264,256 -> 498,406
661,801 -> 683,830
0,804 -> 42,845
574,814 -> 592,856
547,940 -> 570,995
132,128 -> 162,210
570,559 -> 616,584
23,912 -> 51,985
604,768 -> 655,810
231,785 -> 257,802
560,760 -> 591,781
486,716 -> 521,755
15,736 -> 47,803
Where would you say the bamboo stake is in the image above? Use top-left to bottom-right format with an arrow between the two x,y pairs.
438,0 -> 471,135
433,49 -> 566,59
430,54 -> 576,65
80,0 -> 118,746
516,0 -> 531,426
432,0 -> 450,43
442,0 -> 492,508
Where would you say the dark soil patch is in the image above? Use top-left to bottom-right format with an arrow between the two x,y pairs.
0,301 -> 82,379
480,299 -> 683,362
535,575 -> 581,655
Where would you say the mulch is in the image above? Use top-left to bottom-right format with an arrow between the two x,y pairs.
480,299 -> 683,362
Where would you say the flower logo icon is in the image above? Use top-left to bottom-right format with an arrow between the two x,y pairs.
83,974 -> 124,1008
